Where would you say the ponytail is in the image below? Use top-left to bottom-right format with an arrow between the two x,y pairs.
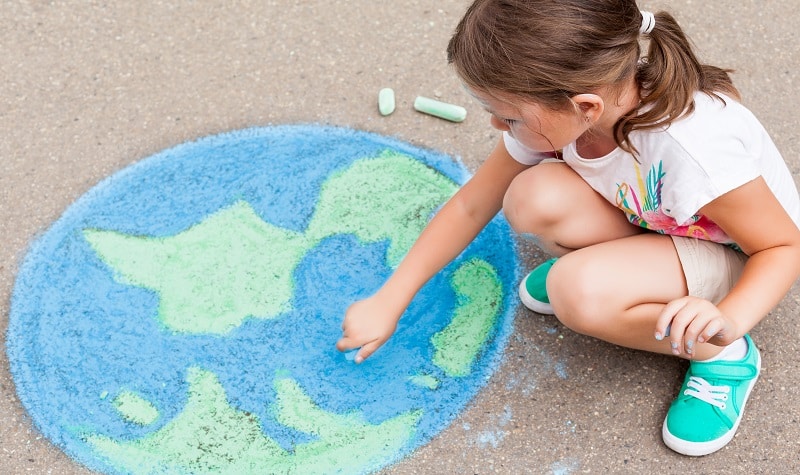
618,11 -> 741,151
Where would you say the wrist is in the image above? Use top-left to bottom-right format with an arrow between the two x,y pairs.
373,285 -> 414,319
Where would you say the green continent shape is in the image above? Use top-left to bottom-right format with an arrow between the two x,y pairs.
408,374 -> 440,390
86,368 -> 422,475
84,201 -> 311,334
113,391 -> 160,426
305,151 -> 458,267
272,377 -> 422,474
83,152 -> 458,334
431,258 -> 503,377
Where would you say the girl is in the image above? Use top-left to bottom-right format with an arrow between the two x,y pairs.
337,0 -> 800,456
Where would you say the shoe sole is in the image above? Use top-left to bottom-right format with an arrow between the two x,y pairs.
518,276 -> 555,315
661,344 -> 762,456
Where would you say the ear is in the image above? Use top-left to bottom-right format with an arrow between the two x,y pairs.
571,94 -> 604,123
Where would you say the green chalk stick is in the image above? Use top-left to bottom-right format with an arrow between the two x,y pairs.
414,96 -> 467,122
378,88 -> 396,116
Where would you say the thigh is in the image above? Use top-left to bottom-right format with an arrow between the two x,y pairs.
503,161 -> 642,253
548,232 -> 688,316
547,233 -> 748,354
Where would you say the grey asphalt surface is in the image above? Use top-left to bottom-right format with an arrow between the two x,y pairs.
2,1 -> 799,474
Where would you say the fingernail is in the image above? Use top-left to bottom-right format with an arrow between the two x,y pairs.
671,342 -> 678,349
354,356 -> 364,364
686,340 -> 694,349
654,332 -> 663,341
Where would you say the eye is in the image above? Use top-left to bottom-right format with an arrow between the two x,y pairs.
502,118 -> 517,126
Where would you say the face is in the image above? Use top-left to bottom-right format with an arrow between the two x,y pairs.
468,88 -> 589,153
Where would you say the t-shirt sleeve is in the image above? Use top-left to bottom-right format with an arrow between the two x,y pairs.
503,132 -> 554,166
660,99 -> 763,225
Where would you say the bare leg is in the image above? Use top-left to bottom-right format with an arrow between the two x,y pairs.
503,162 -> 722,359
548,233 -> 723,360
503,162 -> 643,256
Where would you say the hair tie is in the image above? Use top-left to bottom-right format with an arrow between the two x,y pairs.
639,11 -> 656,35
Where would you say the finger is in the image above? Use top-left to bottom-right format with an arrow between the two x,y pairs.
355,340 -> 383,364
657,299 -> 690,352
697,320 -> 721,344
684,316 -> 714,356
655,298 -> 687,341
705,322 -> 734,346
336,336 -> 356,352
667,304 -> 701,356
669,318 -> 694,356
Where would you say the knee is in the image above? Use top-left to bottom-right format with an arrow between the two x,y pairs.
502,163 -> 568,234
547,255 -> 611,337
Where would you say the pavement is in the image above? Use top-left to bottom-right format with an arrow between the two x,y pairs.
1,1 -> 799,474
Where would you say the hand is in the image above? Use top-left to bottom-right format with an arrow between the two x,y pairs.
336,294 -> 402,364
654,296 -> 740,358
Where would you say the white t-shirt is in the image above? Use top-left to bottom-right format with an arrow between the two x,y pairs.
504,92 -> 800,246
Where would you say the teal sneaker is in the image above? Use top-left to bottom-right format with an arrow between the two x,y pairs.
518,258 -> 556,315
662,334 -> 761,456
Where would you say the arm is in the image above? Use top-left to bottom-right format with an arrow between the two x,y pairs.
656,176 -> 800,353
336,139 -> 530,362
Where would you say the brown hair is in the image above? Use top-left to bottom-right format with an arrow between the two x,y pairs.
447,0 -> 741,154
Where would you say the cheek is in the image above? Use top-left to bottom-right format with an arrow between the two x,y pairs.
513,129 -> 554,152
489,115 -> 510,132
519,120 -> 582,152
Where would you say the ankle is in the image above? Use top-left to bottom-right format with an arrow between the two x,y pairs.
698,337 -> 748,363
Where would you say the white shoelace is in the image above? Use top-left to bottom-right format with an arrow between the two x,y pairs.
684,376 -> 730,409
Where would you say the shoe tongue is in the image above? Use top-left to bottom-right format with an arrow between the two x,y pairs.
690,360 -> 758,381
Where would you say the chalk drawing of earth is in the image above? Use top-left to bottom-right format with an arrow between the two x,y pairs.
7,125 -> 519,474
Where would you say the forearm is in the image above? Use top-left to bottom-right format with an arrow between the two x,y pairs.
373,139 -> 528,313
377,191 -> 498,307
698,176 -> 800,338
717,244 -> 800,335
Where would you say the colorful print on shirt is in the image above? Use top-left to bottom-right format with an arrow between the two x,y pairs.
614,160 -> 731,243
